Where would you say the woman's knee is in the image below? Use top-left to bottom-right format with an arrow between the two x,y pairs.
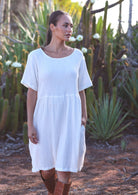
40,168 -> 55,179
57,171 -> 71,183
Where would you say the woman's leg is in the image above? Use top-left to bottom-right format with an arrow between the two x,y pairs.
54,171 -> 72,195
40,168 -> 56,195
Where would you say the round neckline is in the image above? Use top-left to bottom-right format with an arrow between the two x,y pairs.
40,47 -> 76,59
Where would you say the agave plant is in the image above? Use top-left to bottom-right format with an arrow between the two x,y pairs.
87,94 -> 130,141
14,2 -> 49,46
122,69 -> 138,118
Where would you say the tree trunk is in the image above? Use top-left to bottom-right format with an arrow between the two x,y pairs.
29,0 -> 34,13
48,0 -> 53,13
0,0 -> 5,33
0,0 -> 5,47
127,0 -> 133,56
7,0 -> 11,36
118,1 -> 122,34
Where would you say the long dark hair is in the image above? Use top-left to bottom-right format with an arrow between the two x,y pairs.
46,10 -> 68,45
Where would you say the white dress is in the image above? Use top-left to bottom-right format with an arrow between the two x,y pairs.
21,48 -> 92,173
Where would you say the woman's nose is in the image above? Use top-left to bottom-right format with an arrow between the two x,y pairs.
67,25 -> 72,32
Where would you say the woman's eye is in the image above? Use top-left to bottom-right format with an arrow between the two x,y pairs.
63,24 -> 73,28
64,24 -> 68,28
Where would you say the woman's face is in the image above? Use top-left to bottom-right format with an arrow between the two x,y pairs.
51,14 -> 73,41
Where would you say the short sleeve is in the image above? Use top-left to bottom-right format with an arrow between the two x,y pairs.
21,53 -> 38,91
78,56 -> 93,91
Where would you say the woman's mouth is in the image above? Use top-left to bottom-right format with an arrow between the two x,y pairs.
65,34 -> 71,38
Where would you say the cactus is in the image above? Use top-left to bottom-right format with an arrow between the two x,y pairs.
34,30 -> 40,48
86,49 -> 93,79
0,97 -> 4,120
0,99 -> 9,131
11,68 -> 16,97
98,1 -> 108,61
17,72 -> 22,97
5,76 -> 10,99
92,15 -> 96,36
0,87 -> 2,99
86,88 -> 95,117
86,10 -> 90,46
98,76 -> 103,100
106,43 -> 113,87
12,94 -> 20,136
23,122 -> 29,144
19,101 -> 24,128
82,6 -> 87,46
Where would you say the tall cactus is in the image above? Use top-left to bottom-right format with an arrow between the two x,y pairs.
86,48 -> 93,79
92,15 -> 96,36
0,97 -> 4,120
86,10 -> 90,46
5,76 -> 10,99
23,122 -> 29,145
0,99 -> 9,131
34,30 -> 40,48
11,68 -> 16,97
12,94 -> 20,136
86,88 -> 95,118
98,1 -> 108,61
98,76 -> 103,100
106,43 -> 113,88
82,6 -> 87,47
0,87 -> 2,99
17,72 -> 22,97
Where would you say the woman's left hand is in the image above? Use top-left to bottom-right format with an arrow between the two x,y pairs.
81,116 -> 87,127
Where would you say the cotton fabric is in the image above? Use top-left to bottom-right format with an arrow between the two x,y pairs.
21,48 -> 92,172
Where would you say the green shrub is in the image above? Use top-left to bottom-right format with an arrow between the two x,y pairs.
87,94 -> 130,141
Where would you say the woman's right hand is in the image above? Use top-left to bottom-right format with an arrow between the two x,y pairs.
28,125 -> 38,144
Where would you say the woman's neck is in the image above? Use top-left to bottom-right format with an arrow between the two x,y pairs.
46,39 -> 67,53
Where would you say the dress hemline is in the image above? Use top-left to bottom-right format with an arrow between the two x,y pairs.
32,166 -> 83,173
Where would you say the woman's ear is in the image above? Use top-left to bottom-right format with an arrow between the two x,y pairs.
50,23 -> 56,32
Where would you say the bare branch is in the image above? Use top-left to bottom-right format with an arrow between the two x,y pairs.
91,0 -> 124,14
0,33 -> 33,46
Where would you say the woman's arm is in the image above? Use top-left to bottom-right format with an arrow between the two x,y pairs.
27,88 -> 38,144
79,90 -> 87,127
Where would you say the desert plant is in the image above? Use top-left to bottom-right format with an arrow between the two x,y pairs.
121,69 -> 138,118
87,94 -> 130,141
0,99 -> 9,132
23,122 -> 28,144
12,94 -> 20,136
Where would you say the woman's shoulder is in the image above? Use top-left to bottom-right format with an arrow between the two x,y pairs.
74,48 -> 84,58
28,48 -> 42,58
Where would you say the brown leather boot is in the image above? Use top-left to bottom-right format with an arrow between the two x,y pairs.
40,170 -> 57,194
63,181 -> 72,195
54,180 -> 72,195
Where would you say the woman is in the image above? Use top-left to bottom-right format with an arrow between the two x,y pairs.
21,10 -> 92,195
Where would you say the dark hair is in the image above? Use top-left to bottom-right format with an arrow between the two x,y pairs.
46,10 -> 68,45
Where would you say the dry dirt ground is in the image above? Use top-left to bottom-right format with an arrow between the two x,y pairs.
0,131 -> 138,195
